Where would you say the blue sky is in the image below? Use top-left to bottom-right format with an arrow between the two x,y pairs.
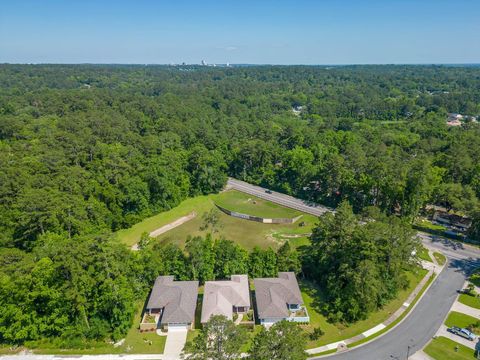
1,0 -> 479,64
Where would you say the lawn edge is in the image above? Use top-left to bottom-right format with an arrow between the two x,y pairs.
307,263 -> 442,358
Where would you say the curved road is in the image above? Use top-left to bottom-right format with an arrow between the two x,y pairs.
228,178 -> 480,360
312,250 -> 479,360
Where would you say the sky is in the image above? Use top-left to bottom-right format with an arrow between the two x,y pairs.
1,0 -> 479,65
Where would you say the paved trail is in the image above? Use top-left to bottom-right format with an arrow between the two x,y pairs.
149,211 -> 196,238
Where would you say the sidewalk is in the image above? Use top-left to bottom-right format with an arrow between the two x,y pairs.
306,263 -> 438,355
409,350 -> 434,360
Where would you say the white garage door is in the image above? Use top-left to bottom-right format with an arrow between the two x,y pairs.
168,323 -> 189,331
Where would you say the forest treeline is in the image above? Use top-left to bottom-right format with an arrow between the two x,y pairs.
0,64 -> 479,346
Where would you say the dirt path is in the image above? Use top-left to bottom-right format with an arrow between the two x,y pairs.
149,211 -> 196,237
130,211 -> 196,250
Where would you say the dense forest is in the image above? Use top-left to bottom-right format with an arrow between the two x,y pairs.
1,64 -> 480,347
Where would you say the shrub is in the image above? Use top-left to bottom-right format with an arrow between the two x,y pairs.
309,327 -> 324,340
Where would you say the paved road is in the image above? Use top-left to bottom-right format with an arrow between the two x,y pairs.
227,178 -> 332,216
228,178 -> 480,360
311,256 -> 479,360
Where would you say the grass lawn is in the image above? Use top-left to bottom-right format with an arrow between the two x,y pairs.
33,302 -> 166,355
116,190 -> 317,250
470,270 -> 480,287
302,267 -> 428,348
424,336 -> 475,360
458,294 -> 480,310
418,246 -> 432,262
433,252 -> 447,266
215,190 -> 304,219
415,219 -> 448,232
445,311 -> 480,334
0,346 -> 21,355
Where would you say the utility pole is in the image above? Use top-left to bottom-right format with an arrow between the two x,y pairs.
406,345 -> 412,360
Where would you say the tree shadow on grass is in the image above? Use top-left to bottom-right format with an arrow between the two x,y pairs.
299,280 -> 331,322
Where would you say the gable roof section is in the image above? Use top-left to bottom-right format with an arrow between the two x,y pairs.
146,276 -> 199,324
253,272 -> 303,319
201,274 -> 250,323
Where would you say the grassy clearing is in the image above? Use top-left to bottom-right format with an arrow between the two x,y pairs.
116,190 -> 317,250
433,252 -> 447,265
116,194 -> 214,247
458,294 -> 480,309
424,336 -> 475,360
445,311 -> 480,334
215,190 -> 303,218
302,267 -> 428,348
0,346 -> 21,355
418,246 -> 432,262
33,302 -> 166,355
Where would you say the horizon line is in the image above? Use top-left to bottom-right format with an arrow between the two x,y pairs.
1,62 -> 480,67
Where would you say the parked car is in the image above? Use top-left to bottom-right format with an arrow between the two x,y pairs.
265,190 -> 272,194
448,326 -> 477,341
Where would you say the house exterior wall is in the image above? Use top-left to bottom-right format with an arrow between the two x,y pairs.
234,306 -> 249,313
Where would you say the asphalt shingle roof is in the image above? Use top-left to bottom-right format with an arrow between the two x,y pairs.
201,274 -> 250,323
253,272 -> 303,319
146,276 -> 199,325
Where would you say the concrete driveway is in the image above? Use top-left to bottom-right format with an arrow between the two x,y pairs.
452,299 -> 480,318
163,328 -> 188,357
436,324 -> 478,350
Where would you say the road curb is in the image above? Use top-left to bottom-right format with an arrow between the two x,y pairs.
308,263 -> 444,359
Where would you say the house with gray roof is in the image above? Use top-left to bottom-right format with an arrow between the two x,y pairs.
145,276 -> 199,330
201,274 -> 250,323
254,272 -> 309,326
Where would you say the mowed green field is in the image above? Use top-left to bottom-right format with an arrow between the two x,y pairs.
116,190 -> 317,250
458,293 -> 480,309
215,190 -> 305,218
424,336 -> 474,360
445,311 -> 480,334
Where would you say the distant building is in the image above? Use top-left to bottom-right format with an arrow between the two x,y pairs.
447,119 -> 462,127
292,105 -> 304,116
447,113 -> 463,126
201,60 -> 206,66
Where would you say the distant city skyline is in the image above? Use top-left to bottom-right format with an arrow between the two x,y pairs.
1,0 -> 479,65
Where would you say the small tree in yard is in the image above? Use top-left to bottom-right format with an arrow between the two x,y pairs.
138,232 -> 152,250
466,283 -> 476,295
249,320 -> 308,360
184,315 -> 248,360
200,208 -> 222,233
309,327 -> 324,341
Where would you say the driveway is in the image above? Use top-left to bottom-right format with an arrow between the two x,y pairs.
452,300 -> 480,318
163,328 -> 188,357
436,324 -> 478,350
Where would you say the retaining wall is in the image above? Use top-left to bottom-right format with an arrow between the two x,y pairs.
215,204 -> 302,224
